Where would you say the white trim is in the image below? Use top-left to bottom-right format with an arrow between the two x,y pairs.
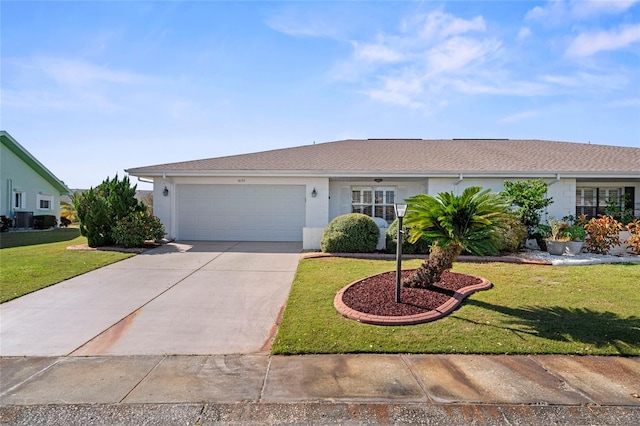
37,194 -> 54,211
13,191 -> 25,209
351,186 -> 397,223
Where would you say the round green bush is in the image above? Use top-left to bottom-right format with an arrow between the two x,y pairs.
385,218 -> 432,254
111,211 -> 166,248
320,213 -> 380,253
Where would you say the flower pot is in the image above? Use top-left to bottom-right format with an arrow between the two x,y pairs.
535,236 -> 547,251
565,241 -> 584,256
546,240 -> 566,256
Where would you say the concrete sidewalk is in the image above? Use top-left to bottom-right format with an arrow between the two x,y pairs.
1,354 -> 638,425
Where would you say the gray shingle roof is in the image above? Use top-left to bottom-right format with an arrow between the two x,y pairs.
127,139 -> 640,176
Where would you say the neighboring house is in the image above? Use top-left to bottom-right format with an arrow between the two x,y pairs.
126,139 -> 640,249
1,131 -> 71,228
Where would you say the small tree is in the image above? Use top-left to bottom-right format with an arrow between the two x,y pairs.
402,187 -> 511,288
604,194 -> 635,224
502,179 -> 553,239
75,175 -> 154,247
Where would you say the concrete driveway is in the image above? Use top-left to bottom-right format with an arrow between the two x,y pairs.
0,241 -> 301,356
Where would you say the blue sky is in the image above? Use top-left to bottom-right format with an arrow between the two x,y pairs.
2,1 -> 639,190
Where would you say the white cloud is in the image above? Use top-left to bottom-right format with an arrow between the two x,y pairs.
426,37 -> 502,75
415,10 -> 486,39
265,8 -> 343,38
353,42 -> 404,63
540,71 -> 629,92
2,56 -> 152,112
275,5 -> 637,111
517,27 -> 532,41
36,57 -> 145,88
525,0 -> 568,23
566,23 -> 640,56
526,0 -> 640,23
330,11 -> 501,108
571,0 -> 640,19
498,110 -> 539,123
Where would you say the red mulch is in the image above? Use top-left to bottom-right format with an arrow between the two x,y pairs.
341,270 -> 481,317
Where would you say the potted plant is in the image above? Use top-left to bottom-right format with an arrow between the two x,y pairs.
564,224 -> 586,255
546,219 -> 569,255
532,224 -> 551,251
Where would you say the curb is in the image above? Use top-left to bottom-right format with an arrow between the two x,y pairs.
2,402 -> 638,426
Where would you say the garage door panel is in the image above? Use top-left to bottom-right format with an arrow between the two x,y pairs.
176,184 -> 305,241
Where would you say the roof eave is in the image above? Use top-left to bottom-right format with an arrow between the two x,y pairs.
1,131 -> 72,194
126,168 -> 640,180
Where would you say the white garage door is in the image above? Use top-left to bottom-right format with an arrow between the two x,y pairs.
176,184 -> 306,241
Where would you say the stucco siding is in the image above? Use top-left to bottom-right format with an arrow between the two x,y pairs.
1,143 -> 62,222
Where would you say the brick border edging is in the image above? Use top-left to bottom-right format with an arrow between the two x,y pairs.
333,271 -> 493,326
302,252 -> 552,265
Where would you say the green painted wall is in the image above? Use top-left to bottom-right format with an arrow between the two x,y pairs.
1,140 -> 66,226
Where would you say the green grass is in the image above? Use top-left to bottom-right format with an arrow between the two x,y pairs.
272,257 -> 640,356
0,230 -> 133,303
0,227 -> 82,249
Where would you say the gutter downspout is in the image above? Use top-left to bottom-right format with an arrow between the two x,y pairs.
6,179 -> 12,217
544,173 -> 561,221
547,173 -> 561,185
454,173 -> 464,195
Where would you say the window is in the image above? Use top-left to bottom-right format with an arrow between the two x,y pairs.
576,187 -> 622,218
37,194 -> 54,211
352,187 -> 396,223
13,192 -> 25,209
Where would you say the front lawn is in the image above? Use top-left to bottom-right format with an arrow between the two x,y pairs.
0,231 -> 133,303
272,257 -> 640,356
0,227 -> 81,249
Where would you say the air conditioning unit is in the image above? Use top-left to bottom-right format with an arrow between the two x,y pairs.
15,211 -> 34,228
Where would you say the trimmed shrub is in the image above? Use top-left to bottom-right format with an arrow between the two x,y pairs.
33,215 -> 57,230
320,213 -> 379,253
111,211 -> 166,248
385,218 -> 431,254
494,211 -> 527,254
75,175 -> 148,247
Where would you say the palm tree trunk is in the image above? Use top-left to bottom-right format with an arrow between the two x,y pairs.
402,242 -> 462,288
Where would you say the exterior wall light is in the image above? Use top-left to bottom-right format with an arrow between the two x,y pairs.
311,188 -> 317,198
394,203 -> 408,303
163,186 -> 169,197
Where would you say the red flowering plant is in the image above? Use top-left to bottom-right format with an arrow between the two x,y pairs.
583,215 -> 623,255
625,219 -> 640,255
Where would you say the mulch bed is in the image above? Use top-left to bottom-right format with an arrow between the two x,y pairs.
341,270 -> 482,317
334,269 -> 492,325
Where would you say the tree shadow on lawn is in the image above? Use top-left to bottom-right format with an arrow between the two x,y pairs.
460,299 -> 640,354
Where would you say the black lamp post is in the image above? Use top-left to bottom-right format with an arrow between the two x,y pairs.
394,203 -> 408,303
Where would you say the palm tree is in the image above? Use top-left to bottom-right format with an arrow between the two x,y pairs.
402,186 -> 511,288
60,198 -> 78,223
